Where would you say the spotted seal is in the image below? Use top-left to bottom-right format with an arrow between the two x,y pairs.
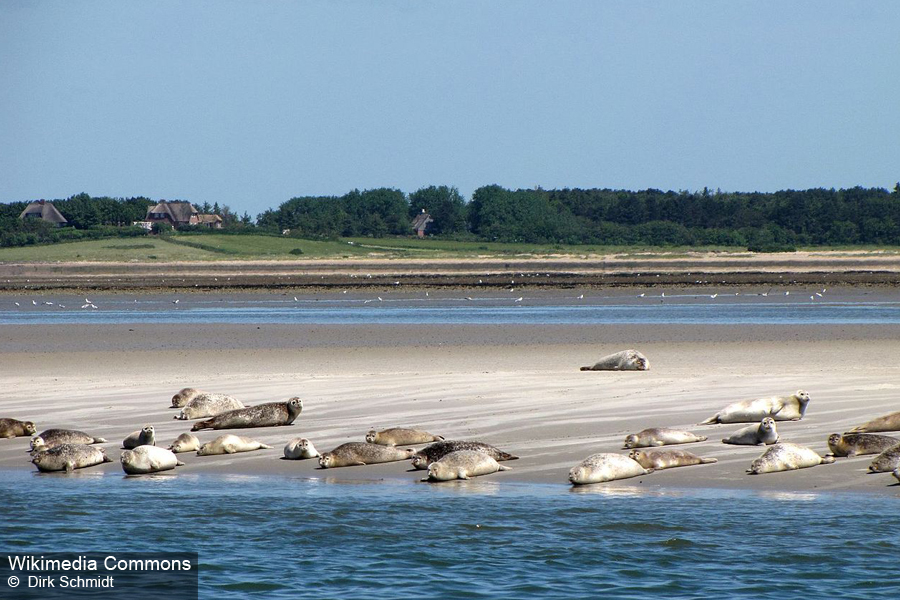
197,435 -> 273,456
827,433 -> 899,458
411,441 -> 519,470
849,411 -> 900,434
746,443 -> 834,474
318,443 -> 415,468
580,349 -> 649,371
31,429 -> 107,451
175,393 -> 245,420
568,453 -> 651,485
121,446 -> 184,475
0,418 -> 36,439
168,433 -> 201,454
628,448 -> 717,470
365,428 -> 444,446
722,418 -> 779,446
122,425 -> 156,449
192,398 -> 302,431
424,450 -> 511,481
867,443 -> 900,473
701,390 -> 810,424
623,428 -> 707,449
31,444 -> 112,473
283,438 -> 320,460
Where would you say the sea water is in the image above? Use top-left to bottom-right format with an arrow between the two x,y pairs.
0,472 -> 897,599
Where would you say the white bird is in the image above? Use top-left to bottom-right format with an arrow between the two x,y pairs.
815,293 -> 823,297
576,294 -> 584,299
32,300 -> 37,305
639,293 -> 645,298
294,297 -> 298,302
85,298 -> 90,303
710,294 -> 718,299
478,280 -> 483,284
81,303 -> 91,309
466,297 -> 473,301
58,305 -> 65,308
44,301 -> 53,305
172,299 -> 179,304
90,304 -> 98,309
515,297 -> 523,303
393,281 -> 400,286
342,290 -> 348,294
810,296 -> 815,301
785,291 -> 790,296
822,288 -> 827,293
14,302 -> 20,306
364,299 -> 373,304
425,291 -> 429,297
661,293 -> 665,298
377,297 -> 383,302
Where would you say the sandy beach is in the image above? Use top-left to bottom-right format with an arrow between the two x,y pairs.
2,309 -> 899,494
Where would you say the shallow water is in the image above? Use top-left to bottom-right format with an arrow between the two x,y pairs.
1,472 -> 898,599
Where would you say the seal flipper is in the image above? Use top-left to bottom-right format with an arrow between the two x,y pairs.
65,461 -> 75,473
498,465 -> 512,471
699,458 -> 718,464
699,415 -> 719,425
176,460 -> 185,467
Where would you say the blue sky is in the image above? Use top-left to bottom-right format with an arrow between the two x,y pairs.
1,1 -> 898,216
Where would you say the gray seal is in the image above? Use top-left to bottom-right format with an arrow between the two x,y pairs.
867,443 -> 900,473
197,435 -> 273,456
365,428 -> 444,446
628,448 -> 717,470
849,411 -> 900,434
580,349 -> 649,371
827,433 -> 900,458
0,418 -> 36,439
411,441 -> 519,470
283,438 -> 320,460
192,398 -> 302,431
568,453 -> 651,485
318,442 -> 415,468
424,450 -> 511,481
747,443 -> 835,474
122,425 -> 156,449
31,429 -> 107,451
121,446 -> 184,475
168,433 -> 201,454
701,390 -> 810,424
175,393 -> 245,420
31,444 -> 112,473
722,418 -> 779,446
623,428 -> 707,449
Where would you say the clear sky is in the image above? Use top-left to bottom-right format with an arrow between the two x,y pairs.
1,1 -> 898,216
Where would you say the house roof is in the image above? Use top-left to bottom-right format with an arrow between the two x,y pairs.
19,200 -> 68,223
146,201 -> 198,224
411,212 -> 433,230
197,214 -> 223,223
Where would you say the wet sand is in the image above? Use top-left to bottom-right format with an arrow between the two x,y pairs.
2,315 -> 899,494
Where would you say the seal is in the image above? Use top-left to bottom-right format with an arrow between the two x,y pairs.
722,418 -> 779,446
122,425 -> 156,449
580,349 -> 649,371
174,393 -> 245,421
867,443 -> 900,473
628,448 -> 717,470
196,435 -> 273,456
568,453 -> 651,485
827,433 -> 900,458
365,428 -> 444,446
849,411 -> 900,433
31,443 -> 113,473
168,433 -> 201,454
283,437 -> 320,460
746,443 -> 835,474
192,398 -> 303,431
0,418 -> 36,439
893,468 -> 900,485
623,428 -> 707,449
424,450 -> 511,481
411,441 -> 519,470
171,387 -> 201,408
121,446 -> 184,475
700,390 -> 810,424
31,429 -> 107,451
318,442 -> 415,468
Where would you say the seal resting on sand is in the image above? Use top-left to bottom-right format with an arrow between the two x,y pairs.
31,429 -> 106,451
31,444 -> 112,473
197,435 -> 273,456
171,388 -> 201,408
192,398 -> 302,431
318,443 -> 415,468
122,425 -> 156,449
580,350 -> 649,371
568,453 -> 651,485
722,418 -> 779,446
849,411 -> 900,433
411,441 -> 519,470
746,443 -> 834,474
623,428 -> 707,449
0,418 -> 36,439
628,448 -> 717,470
168,433 -> 200,454
175,393 -> 245,420
867,443 -> 900,473
365,428 -> 443,446
121,446 -> 184,475
283,438 -> 320,460
701,391 -> 810,424
424,450 -> 510,481
827,433 -> 899,458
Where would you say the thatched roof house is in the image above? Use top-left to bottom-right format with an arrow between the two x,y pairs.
145,201 -> 200,227
411,211 -> 434,238
196,214 -> 223,229
19,200 -> 67,226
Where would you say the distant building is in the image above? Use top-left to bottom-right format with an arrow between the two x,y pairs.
411,210 -> 434,238
19,200 -> 68,226
196,214 -> 224,229
145,200 -> 200,228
